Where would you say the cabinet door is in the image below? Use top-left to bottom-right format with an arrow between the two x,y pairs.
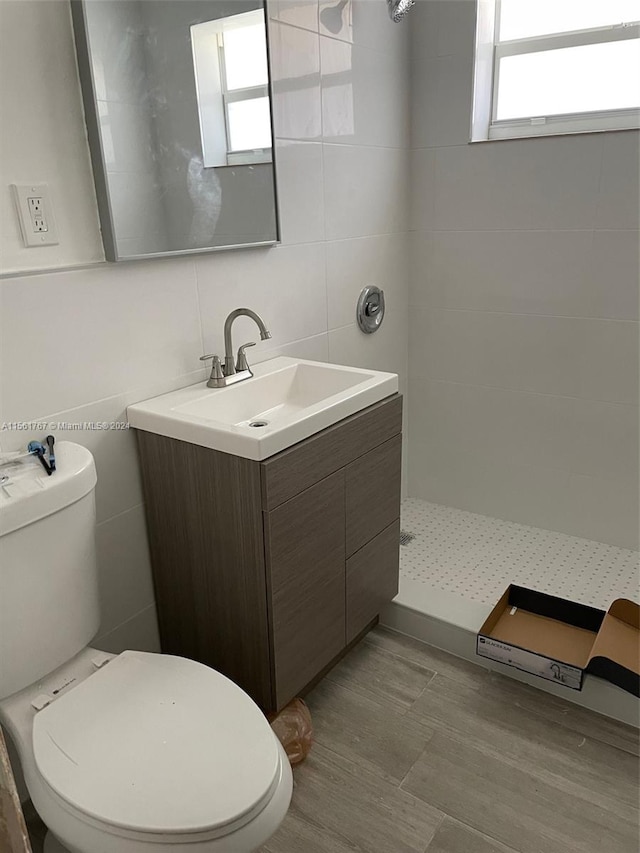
346,519 -> 400,643
265,471 -> 346,709
346,435 -> 402,557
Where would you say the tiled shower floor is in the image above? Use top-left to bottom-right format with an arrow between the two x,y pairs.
400,498 -> 639,610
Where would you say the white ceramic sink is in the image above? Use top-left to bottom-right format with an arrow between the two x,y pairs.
127,357 -> 398,460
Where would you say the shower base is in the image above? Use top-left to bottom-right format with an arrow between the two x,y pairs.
381,498 -> 639,726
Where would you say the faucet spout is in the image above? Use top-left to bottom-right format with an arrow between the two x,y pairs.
223,308 -> 271,376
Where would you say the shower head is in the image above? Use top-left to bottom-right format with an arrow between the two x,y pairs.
387,0 -> 415,22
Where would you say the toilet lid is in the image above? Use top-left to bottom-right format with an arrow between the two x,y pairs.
32,651 -> 281,835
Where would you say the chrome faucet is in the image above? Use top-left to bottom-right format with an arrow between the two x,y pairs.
200,308 -> 271,388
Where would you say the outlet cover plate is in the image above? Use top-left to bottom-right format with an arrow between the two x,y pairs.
11,184 -> 59,247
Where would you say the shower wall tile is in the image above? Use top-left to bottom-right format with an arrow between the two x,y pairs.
319,0 -> 412,53
587,231 -> 640,320
319,0 -> 353,42
410,0 -> 440,59
351,0 -> 410,57
328,313 -> 408,382
323,143 -> 409,239
410,0 -> 477,60
410,148 -> 436,230
432,135 -> 603,231
275,139 -> 325,244
413,308 -> 638,405
325,232 -> 408,328
321,38 -> 410,148
411,229 -> 640,321
411,54 -> 473,149
409,379 -> 639,487
408,437 -> 640,550
269,0 -> 319,32
270,20 -> 322,140
595,131 -> 640,230
434,0 -> 476,57
409,2 -> 639,548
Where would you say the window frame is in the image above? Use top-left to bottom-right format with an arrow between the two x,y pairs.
216,29 -> 272,164
471,0 -> 640,142
191,9 -> 272,168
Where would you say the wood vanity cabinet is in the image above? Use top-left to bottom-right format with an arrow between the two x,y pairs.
136,394 -> 402,713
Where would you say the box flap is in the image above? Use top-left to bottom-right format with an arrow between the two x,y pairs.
586,599 -> 640,697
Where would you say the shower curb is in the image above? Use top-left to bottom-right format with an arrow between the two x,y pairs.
381,578 -> 639,728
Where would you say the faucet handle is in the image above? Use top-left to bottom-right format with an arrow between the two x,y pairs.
200,354 -> 224,381
235,341 -> 256,372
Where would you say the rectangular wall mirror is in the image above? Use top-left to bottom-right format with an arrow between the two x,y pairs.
71,0 -> 279,262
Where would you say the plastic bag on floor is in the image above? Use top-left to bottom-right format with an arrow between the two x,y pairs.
269,698 -> 313,765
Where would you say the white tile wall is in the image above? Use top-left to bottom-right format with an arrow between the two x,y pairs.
270,20 -> 322,140
0,0 -> 411,653
323,143 -> 408,240
414,308 -> 638,405
411,54 -> 473,149
411,229 -> 640,320
275,140 -> 326,244
409,0 -> 640,549
432,135 -> 605,231
0,260 -> 203,420
271,0 -> 319,32
325,232 -> 408,328
0,1 -> 103,271
595,132 -> 640,230
321,38 -> 410,147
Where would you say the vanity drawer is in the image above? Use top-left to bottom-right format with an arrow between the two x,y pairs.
346,520 -> 400,644
260,394 -> 402,511
265,471 -> 346,708
346,434 -> 402,557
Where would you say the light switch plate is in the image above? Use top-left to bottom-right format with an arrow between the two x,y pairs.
11,183 -> 59,247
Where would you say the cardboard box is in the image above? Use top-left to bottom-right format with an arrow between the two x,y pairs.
477,585 -> 640,695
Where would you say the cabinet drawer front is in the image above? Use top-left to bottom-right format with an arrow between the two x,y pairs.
265,471 -> 346,709
261,395 -> 402,510
346,520 -> 400,644
346,434 -> 402,557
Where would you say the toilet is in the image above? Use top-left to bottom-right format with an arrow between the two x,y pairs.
0,442 -> 292,853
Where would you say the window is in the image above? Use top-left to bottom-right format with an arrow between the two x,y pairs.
472,0 -> 640,140
191,10 -> 272,167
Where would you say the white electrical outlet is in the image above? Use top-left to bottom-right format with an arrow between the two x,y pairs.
11,184 -> 59,247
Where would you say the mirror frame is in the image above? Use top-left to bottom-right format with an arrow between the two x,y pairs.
70,0 -> 280,262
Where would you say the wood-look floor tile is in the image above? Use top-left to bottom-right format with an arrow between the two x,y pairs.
481,670 -> 640,756
304,678 -> 434,784
402,732 -> 638,853
325,639 -> 436,710
263,743 -> 443,853
365,627 -> 488,689
426,817 -> 517,853
408,674 -> 639,819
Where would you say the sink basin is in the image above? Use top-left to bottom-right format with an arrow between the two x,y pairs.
127,357 -> 398,460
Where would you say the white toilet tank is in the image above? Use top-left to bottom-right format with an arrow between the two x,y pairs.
0,442 -> 100,700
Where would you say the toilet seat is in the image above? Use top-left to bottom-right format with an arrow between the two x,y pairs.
32,651 -> 281,840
